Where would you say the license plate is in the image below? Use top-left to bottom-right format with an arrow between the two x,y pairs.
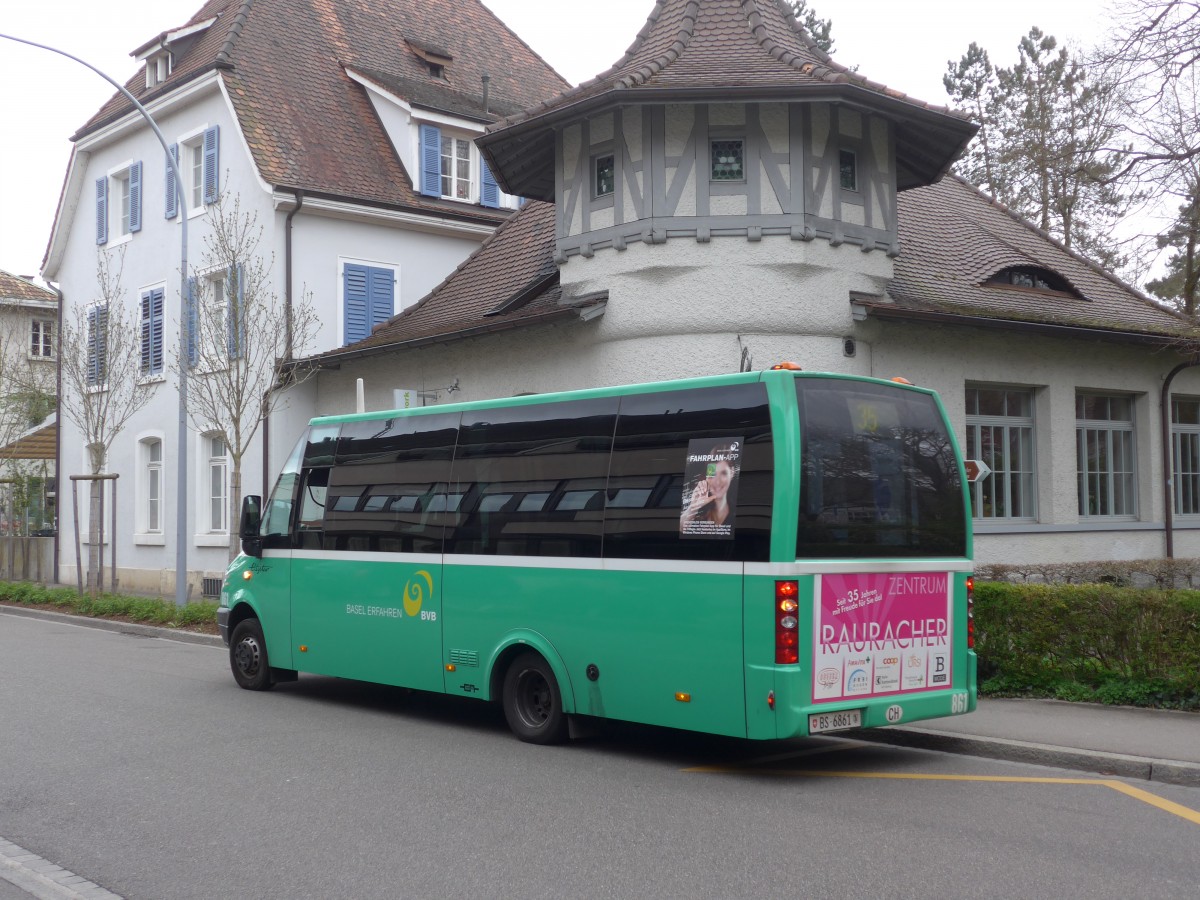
809,710 -> 862,733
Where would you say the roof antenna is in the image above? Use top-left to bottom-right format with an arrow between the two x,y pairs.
481,72 -> 490,114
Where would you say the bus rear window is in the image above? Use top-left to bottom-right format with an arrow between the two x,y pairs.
796,379 -> 966,558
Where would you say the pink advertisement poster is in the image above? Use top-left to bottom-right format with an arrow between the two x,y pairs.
812,572 -> 952,704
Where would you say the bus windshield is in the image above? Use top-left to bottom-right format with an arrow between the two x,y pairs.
796,378 -> 966,558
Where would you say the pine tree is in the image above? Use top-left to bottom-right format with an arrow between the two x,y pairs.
789,1 -> 835,54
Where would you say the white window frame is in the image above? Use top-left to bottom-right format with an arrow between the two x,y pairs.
30,318 -> 54,359
134,433 -> 166,544
965,385 -> 1037,522
1076,392 -> 1138,519
106,160 -> 135,245
176,126 -> 209,216
439,130 -> 473,201
1171,395 -> 1200,517
145,53 -> 170,89
193,428 -> 232,547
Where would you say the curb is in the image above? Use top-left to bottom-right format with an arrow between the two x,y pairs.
0,604 -> 223,648
852,725 -> 1200,788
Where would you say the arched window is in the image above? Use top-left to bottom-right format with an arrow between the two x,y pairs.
143,439 -> 163,534
205,433 -> 229,534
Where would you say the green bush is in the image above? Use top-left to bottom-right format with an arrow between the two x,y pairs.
975,581 -> 1200,709
0,581 -> 218,631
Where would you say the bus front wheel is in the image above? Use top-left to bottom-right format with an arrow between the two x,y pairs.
502,652 -> 568,744
230,619 -> 273,691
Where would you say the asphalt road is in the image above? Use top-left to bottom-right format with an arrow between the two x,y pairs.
2,612 -> 1199,899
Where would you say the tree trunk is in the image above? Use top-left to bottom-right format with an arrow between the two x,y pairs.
228,464 -> 242,562
87,479 -> 102,597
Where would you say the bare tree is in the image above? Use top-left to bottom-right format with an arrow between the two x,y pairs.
58,247 -> 155,589
172,192 -> 317,560
1103,0 -> 1200,178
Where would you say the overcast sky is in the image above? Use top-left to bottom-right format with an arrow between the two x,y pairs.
0,0 -> 1108,281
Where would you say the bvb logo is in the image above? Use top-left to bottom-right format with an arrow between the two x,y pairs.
403,570 -> 434,616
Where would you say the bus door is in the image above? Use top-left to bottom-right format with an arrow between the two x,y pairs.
288,416 -> 455,693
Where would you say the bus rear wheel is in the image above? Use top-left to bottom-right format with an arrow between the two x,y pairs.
230,619 -> 273,691
502,652 -> 567,744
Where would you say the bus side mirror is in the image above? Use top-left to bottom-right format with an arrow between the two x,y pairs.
239,495 -> 263,557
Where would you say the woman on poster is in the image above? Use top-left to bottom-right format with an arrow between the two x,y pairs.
679,440 -> 741,536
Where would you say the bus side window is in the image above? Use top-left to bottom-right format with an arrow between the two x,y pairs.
296,467 -> 329,550
324,413 -> 459,553
447,398 -> 618,558
605,383 -> 773,562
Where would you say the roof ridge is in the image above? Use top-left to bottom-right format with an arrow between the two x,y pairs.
947,174 -> 1186,323
615,0 -> 699,89
214,0 -> 254,69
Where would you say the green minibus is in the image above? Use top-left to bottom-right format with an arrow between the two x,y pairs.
219,366 -> 976,743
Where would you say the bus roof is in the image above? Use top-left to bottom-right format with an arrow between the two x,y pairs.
309,368 -> 938,426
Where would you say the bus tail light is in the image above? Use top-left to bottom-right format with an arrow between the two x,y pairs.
775,580 -> 800,665
966,576 -> 975,650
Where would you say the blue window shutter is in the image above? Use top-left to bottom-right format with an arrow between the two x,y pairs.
129,161 -> 143,233
166,144 -> 179,219
203,125 -> 220,204
140,292 -> 152,374
343,263 -> 369,345
480,159 -> 500,208
226,265 -> 246,359
367,266 -> 394,332
185,277 -> 198,367
150,288 -> 164,373
87,306 -> 100,384
95,177 -> 108,245
419,124 -> 441,198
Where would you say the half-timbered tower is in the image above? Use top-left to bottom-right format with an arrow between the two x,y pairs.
477,0 -> 976,374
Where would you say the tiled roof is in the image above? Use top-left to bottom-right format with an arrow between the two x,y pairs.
481,0 -> 976,199
0,270 -> 56,303
76,0 -> 569,215
883,176 -> 1190,339
312,176 -> 1193,367
309,200 -> 601,363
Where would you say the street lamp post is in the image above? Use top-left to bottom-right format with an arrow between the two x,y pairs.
1,33 -> 191,606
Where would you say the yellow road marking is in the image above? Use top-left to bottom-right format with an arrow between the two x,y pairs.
1104,781 -> 1200,826
684,767 -> 1200,826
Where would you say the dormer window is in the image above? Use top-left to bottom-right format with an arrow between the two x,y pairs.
145,52 -> 170,88
407,39 -> 453,80
418,123 -> 501,208
986,266 -> 1079,296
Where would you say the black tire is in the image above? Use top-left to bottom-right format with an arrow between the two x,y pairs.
230,619 -> 273,691
502,652 -> 568,744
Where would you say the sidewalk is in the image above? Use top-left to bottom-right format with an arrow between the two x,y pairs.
6,604 -> 1198,786
855,698 -> 1200,787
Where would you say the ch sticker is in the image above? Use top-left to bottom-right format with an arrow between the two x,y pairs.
403,570 -> 434,617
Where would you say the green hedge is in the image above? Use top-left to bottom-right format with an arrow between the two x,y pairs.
975,581 -> 1200,708
0,581 -> 219,631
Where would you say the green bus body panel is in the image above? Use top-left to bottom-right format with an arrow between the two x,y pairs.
221,368 -> 977,741
443,563 -> 748,737
289,554 -> 445,692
